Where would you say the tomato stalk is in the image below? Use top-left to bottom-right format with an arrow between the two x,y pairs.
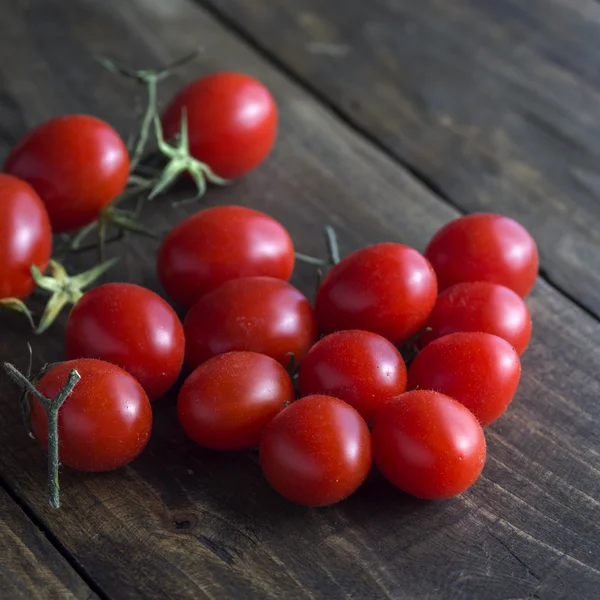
0,298 -> 35,330
3,361 -> 81,509
294,226 -> 341,269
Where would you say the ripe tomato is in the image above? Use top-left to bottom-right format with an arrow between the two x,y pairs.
158,205 -> 294,308
425,214 -> 538,297
407,332 -> 521,427
5,115 -> 130,232
298,330 -> 407,423
260,395 -> 372,506
178,351 -> 293,451
0,174 -> 51,299
372,390 -> 486,499
30,359 -> 152,472
184,276 -> 317,370
315,243 -> 437,345
420,282 -> 532,355
65,283 -> 185,401
162,73 -> 277,179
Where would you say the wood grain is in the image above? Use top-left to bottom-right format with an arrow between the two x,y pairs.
201,0 -> 600,320
0,0 -> 598,598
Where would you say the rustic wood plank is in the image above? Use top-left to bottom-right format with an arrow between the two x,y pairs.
201,0 -> 600,319
0,0 -> 598,599
0,485 -> 97,599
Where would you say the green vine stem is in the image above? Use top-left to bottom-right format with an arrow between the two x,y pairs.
0,297 -> 35,330
3,362 -> 81,509
294,226 -> 341,269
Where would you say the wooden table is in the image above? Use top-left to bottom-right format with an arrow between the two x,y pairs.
1,1 -> 599,598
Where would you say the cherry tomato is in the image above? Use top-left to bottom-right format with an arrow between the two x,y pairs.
30,359 -> 152,472
260,395 -> 372,506
298,330 -> 407,423
184,276 -> 317,370
178,351 -> 293,451
420,282 -> 532,355
425,214 -> 538,297
407,332 -> 521,427
162,73 -> 277,179
158,205 -> 294,308
372,390 -> 486,499
65,283 -> 184,401
5,115 -> 130,232
316,243 -> 437,345
0,174 -> 51,299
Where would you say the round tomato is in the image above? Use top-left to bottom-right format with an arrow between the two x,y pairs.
178,351 -> 293,451
65,283 -> 184,401
30,359 -> 152,472
298,330 -> 407,423
0,174 -> 51,299
260,395 -> 372,506
420,282 -> 532,355
408,332 -> 521,427
425,214 -> 538,297
372,390 -> 486,499
5,115 -> 130,232
184,276 -> 317,370
315,243 -> 437,345
158,205 -> 294,308
162,73 -> 277,179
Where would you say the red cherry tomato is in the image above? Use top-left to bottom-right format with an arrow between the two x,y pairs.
178,351 -> 293,451
425,214 -> 538,297
30,359 -> 152,472
372,390 -> 486,499
420,282 -> 532,355
408,332 -> 521,427
316,243 -> 437,345
0,174 -> 51,299
65,283 -> 184,401
260,395 -> 372,506
5,115 -> 130,232
158,205 -> 294,308
298,330 -> 407,423
162,73 -> 277,179
184,276 -> 317,370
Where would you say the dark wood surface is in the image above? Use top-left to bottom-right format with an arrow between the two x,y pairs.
0,0 -> 599,598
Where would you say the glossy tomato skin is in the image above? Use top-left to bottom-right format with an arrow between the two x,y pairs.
298,330 -> 407,423
162,73 -> 277,179
158,205 -> 295,308
0,174 -> 52,299
372,390 -> 486,499
420,282 -> 532,355
315,243 -> 437,345
30,359 -> 152,472
260,395 -> 372,506
65,283 -> 185,401
408,332 -> 521,427
5,115 -> 130,232
184,277 -> 317,370
425,214 -> 538,297
178,351 -> 294,451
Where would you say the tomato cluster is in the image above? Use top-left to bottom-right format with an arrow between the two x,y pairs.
0,58 -> 538,509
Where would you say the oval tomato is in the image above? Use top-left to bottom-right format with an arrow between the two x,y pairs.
298,330 -> 407,423
420,282 -> 532,355
315,243 -> 437,345
425,214 -> 538,297
178,351 -> 293,451
30,359 -> 152,472
5,115 -> 130,232
0,174 -> 51,299
408,332 -> 521,427
372,390 -> 486,499
158,205 -> 294,308
65,283 -> 185,401
260,395 -> 372,506
184,276 -> 317,370
162,73 -> 277,179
